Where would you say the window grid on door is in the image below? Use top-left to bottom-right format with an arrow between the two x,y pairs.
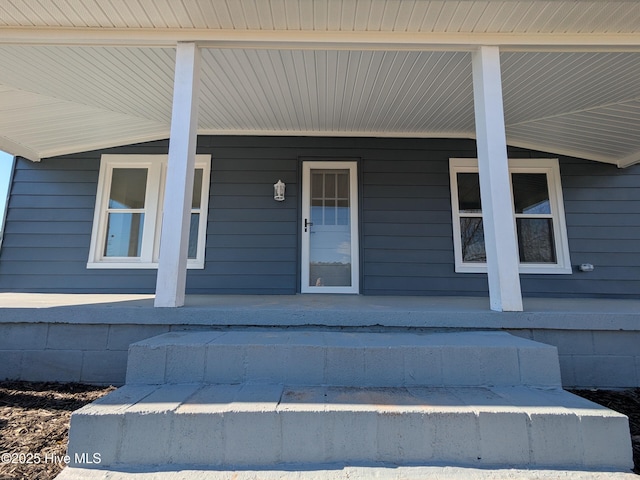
311,170 -> 350,226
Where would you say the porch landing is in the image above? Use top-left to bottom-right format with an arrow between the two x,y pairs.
2,293 -> 639,330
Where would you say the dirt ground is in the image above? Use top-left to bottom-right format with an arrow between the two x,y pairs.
0,382 -> 115,480
0,381 -> 638,480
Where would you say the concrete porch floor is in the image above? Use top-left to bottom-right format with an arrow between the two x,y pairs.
0,293 -> 638,330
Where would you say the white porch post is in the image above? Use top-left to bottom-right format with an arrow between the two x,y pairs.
154,42 -> 201,307
472,46 -> 523,312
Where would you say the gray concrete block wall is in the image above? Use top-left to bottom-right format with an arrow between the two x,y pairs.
507,329 -> 640,389
0,323 -> 170,385
0,323 -> 639,388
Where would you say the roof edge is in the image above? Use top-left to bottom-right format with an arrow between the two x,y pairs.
1,27 -> 640,52
35,132 -> 170,160
0,137 -> 41,162
504,138 -> 620,166
617,150 -> 640,168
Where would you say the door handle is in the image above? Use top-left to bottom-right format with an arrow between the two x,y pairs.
304,218 -> 313,232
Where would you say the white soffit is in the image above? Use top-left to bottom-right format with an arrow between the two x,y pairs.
0,44 -> 639,165
501,51 -> 640,165
199,49 -> 474,135
0,85 -> 169,160
0,1 -> 639,165
1,1 -> 640,34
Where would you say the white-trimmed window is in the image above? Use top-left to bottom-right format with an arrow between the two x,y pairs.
449,158 -> 571,274
88,154 -> 211,269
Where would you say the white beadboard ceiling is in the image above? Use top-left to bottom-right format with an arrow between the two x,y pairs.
2,0 -> 640,33
0,1 -> 639,166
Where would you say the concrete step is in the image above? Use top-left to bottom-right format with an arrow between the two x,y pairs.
125,330 -> 562,387
56,465 -> 640,480
66,383 -> 633,471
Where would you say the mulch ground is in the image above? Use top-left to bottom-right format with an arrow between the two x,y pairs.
0,381 -> 638,480
0,381 -> 115,480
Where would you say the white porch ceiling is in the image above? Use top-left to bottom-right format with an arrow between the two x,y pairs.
0,1 -> 639,166
2,0 -> 640,33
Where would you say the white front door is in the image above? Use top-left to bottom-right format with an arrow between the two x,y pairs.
301,161 -> 359,294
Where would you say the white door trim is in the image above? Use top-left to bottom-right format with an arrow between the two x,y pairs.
301,161 -> 359,294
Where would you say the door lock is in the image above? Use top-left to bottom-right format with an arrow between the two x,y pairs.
304,218 -> 313,232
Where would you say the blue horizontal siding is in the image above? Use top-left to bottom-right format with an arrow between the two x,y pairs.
1,136 -> 639,298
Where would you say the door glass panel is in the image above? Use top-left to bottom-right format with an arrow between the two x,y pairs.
308,169 -> 351,287
337,199 -> 349,225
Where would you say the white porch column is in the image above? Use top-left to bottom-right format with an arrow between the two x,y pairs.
154,42 -> 201,307
472,46 -> 523,312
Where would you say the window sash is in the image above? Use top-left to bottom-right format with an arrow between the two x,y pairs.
450,158 -> 571,274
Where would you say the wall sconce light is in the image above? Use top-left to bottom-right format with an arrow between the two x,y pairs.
274,179 -> 286,201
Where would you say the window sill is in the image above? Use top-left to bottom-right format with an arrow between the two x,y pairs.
455,264 -> 573,275
87,261 -> 205,270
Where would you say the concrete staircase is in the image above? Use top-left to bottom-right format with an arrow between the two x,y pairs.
58,330 -> 634,478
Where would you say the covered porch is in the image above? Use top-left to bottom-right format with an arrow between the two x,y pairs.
1,1 -> 640,313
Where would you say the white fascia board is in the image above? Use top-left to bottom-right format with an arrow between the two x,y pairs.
197,128 -> 474,139
616,150 -> 640,168
37,131 -> 171,160
0,137 -> 41,162
503,137 -> 621,166
2,28 -> 640,52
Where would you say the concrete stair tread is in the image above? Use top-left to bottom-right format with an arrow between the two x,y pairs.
135,330 -> 552,348
56,465 -> 639,480
76,383 -> 622,416
132,330 -> 552,348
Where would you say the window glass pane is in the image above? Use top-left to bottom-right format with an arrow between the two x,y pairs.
311,199 -> 323,225
512,173 -> 550,214
337,199 -> 349,225
460,217 -> 486,262
109,168 -> 147,209
104,213 -> 144,257
191,169 -> 203,209
188,213 -> 199,259
325,199 -> 336,225
311,171 -> 323,199
325,173 -> 336,198
517,218 -> 556,263
337,172 -> 349,199
457,173 -> 482,213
